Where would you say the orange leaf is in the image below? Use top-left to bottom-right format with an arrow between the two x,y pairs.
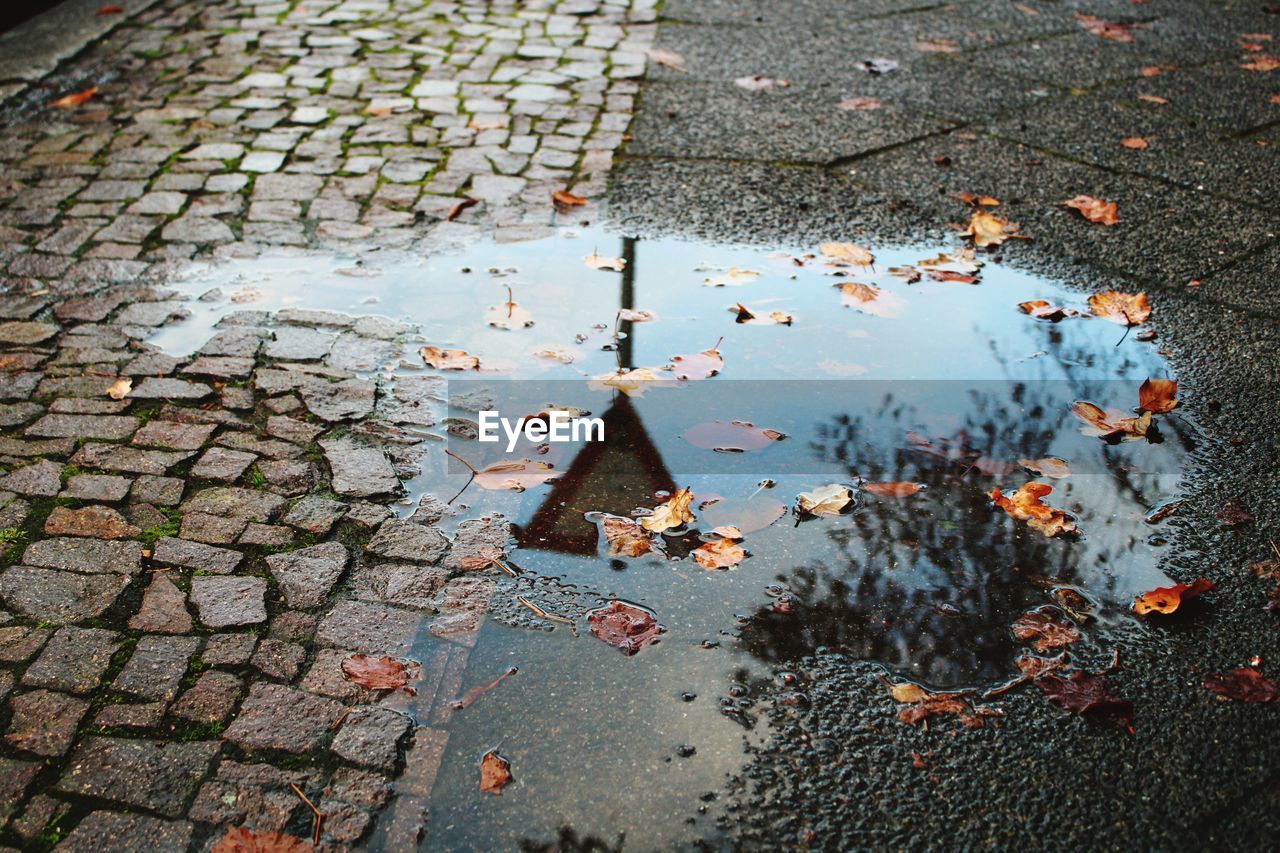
1241,55 -> 1280,72
951,191 -> 1000,207
51,86 -> 98,108
1019,456 -> 1070,478
1138,93 -> 1169,104
1088,290 -> 1151,325
480,748 -> 512,793
1063,195 -> 1118,226
211,826 -> 313,853
341,654 -> 413,692
587,600 -> 663,654
446,197 -> 478,221
1075,12 -> 1136,42
1018,300 -> 1077,321
1120,136 -> 1149,150
1137,378 -> 1178,413
1071,400 -> 1153,441
861,481 -> 924,497
837,96 -> 881,111
692,537 -> 746,570
639,487 -> 696,533
838,282 -> 905,317
551,189 -> 586,211
820,241 -> 875,265
1011,610 -> 1080,651
1133,577 -> 1214,615
106,377 -> 132,400
420,345 -> 479,370
988,482 -> 1078,537
595,514 -> 655,557
960,210 -> 1021,247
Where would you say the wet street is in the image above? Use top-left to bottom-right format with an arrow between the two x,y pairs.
0,1 -> 1278,850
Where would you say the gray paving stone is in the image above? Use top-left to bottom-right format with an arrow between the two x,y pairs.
223,683 -> 344,753
128,573 -> 192,633
0,566 -> 129,624
321,437 -> 401,498
26,413 -> 139,440
316,599 -> 419,655
58,811 -> 194,853
62,473 -> 131,501
130,474 -> 184,505
332,706 -> 413,771
191,575 -> 267,627
190,446 -> 257,481
171,670 -> 242,724
182,486 -> 286,521
5,689 -> 90,757
22,537 -> 142,574
130,377 -> 213,400
0,459 -> 63,497
56,736 -> 218,818
21,626 -> 120,694
73,443 -> 195,476
283,495 -> 348,534
365,519 -> 450,565
112,635 -> 201,702
301,377 -> 376,421
266,542 -> 349,609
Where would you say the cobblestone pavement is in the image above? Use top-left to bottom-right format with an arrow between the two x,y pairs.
0,0 -> 653,849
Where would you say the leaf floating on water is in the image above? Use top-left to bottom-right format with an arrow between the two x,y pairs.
1018,300 -> 1078,321
683,420 -> 786,452
51,86 -> 98,108
702,267 -> 760,287
1063,195 -> 1119,226
106,377 -> 132,400
473,459 -> 559,492
587,600 -> 664,654
341,654 -> 415,693
530,344 -> 575,364
1203,668 -> 1280,703
1132,577 -> 1214,615
698,496 -> 787,533
639,487 -> 695,533
925,269 -> 981,284
988,482 -> 1078,537
795,484 -> 853,517
459,545 -> 508,571
584,252 -> 625,271
485,297 -> 534,330
731,303 -> 793,325
1011,610 -> 1080,651
838,282 -> 905,318
1088,289 -> 1150,325
421,346 -> 480,370
820,241 -> 875,266
594,513 -> 657,557
1071,401 -> 1152,441
551,189 -> 587,211
692,537 -> 747,570
961,210 -> 1022,247
591,366 -> 672,397
211,826 -> 314,853
1035,670 -> 1134,733
861,482 -> 924,497
1019,456 -> 1071,479
1137,378 -> 1178,413
617,308 -> 658,323
916,249 -> 982,274
670,338 -> 724,380
480,748 -> 513,794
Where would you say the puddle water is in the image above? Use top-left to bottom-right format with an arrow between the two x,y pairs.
155,226 -> 1191,849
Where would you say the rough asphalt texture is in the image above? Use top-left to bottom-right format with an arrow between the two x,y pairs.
610,0 -> 1280,849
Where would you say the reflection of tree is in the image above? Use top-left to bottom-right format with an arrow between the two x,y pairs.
519,826 -> 624,853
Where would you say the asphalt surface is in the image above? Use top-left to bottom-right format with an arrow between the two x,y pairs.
609,0 -> 1280,848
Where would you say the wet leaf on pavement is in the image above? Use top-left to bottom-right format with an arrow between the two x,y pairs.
795,484 -> 853,517
106,377 -> 132,400
421,345 -> 480,370
1075,12 -> 1137,42
837,96 -> 881,111
692,537 -> 747,570
1203,668 -> 1280,703
587,600 -> 664,654
1133,577 -> 1215,615
480,748 -> 513,793
51,87 -> 98,108
1071,401 -> 1153,441
1137,378 -> 1178,413
1241,54 -> 1280,72
551,189 -> 586,211
1035,670 -> 1135,733
989,482 -> 1078,537
446,197 -> 478,221
211,826 -> 313,853
1088,289 -> 1151,325
640,487 -> 695,533
1019,456 -> 1071,478
888,681 -> 1000,729
594,513 -> 656,557
341,654 -> 415,693
1121,136 -> 1150,150
1012,610 -> 1081,651
961,210 -> 1022,247
1063,195 -> 1119,226
734,74 -> 789,90
646,48 -> 687,72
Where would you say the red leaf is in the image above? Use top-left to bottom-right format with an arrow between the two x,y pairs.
341,654 -> 414,693
1035,671 -> 1134,733
51,87 -> 98,108
480,747 -> 513,793
211,826 -> 314,853
587,600 -> 663,654
98,5 -> 124,14
1203,668 -> 1280,703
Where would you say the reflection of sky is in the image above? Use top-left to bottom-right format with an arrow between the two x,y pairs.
150,230 -> 1189,850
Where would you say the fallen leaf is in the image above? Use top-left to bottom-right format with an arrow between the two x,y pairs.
1121,136 -> 1149,149
1140,66 -> 1169,77
951,191 -> 1000,207
341,654 -> 414,692
617,308 -> 658,323
889,681 -> 998,729
640,487 -> 696,533
474,459 -> 559,492
1035,670 -> 1134,733
1137,378 -> 1178,413
1133,577 -> 1214,615
590,367 -> 671,397
459,546 -> 509,572
1012,610 -> 1081,651
552,189 -> 587,211
585,253 -> 625,271
1088,290 -> 1151,325
988,482 -> 1078,537
447,197 -> 478,221
595,513 -> 656,557
703,266 -> 759,286
647,47 -> 687,72
480,748 -> 512,793
796,483 -> 853,517
1014,652 -> 1068,680
1138,93 -> 1169,104
1076,12 -> 1136,42
485,297 -> 534,330
1242,54 -> 1280,72
837,96 -> 882,111
961,210 -> 1021,247
735,74 -> 789,90
731,303 -> 793,325
1203,668 -> 1280,703
421,345 -> 480,370
1012,2 -> 1038,16
710,525 -> 743,539
692,538 -> 747,570
1018,300 -> 1078,321
531,344 -> 575,364
683,420 -> 786,452
1242,39 -> 1267,51
926,270 -> 980,284
1063,195 -> 1119,226
697,496 -> 787,533
587,600 -> 663,654
1071,401 -> 1153,441
98,5 -> 124,14
820,241 -> 875,265
859,57 -> 899,74
861,481 -> 924,497
917,249 -> 982,273
838,282 -> 905,317
1019,456 -> 1071,479
670,338 -> 724,380
212,826 -> 313,853
1217,496 -> 1255,528
51,87 -> 98,108
915,37 -> 960,53
106,377 -> 132,400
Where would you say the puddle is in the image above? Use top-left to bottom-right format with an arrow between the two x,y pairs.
155,226 -> 1191,849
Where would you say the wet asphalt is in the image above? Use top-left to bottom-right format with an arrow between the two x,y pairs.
609,0 -> 1280,848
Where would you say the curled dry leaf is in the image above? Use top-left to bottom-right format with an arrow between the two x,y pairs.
917,250 -> 982,273
1063,195 -> 1119,226
51,87 -> 98,108
710,525 -> 743,539
1088,290 -> 1151,325
1035,670 -> 1135,733
1137,378 -> 1178,413
820,241 -> 875,265
474,459 -> 559,492
584,253 -> 625,271
1019,456 -> 1071,479
861,481 -> 924,497
106,377 -> 132,400
888,681 -> 999,729
1012,610 -> 1080,651
211,826 -> 314,853
640,487 -> 695,533
594,513 -> 656,557
1120,136 -> 1149,150
796,483 -> 853,517
926,269 -> 980,284
837,96 -> 882,111
1132,577 -> 1214,615
551,189 -> 587,211
683,420 -> 786,452
838,282 -> 905,318
961,210 -> 1022,248
446,197 -> 479,221
703,266 -> 759,286
587,600 -> 663,654
1071,401 -> 1152,441
1075,12 -> 1137,42
670,338 -> 724,380
692,538 -> 747,570
1018,300 -> 1078,322
341,654 -> 414,693
989,482 -> 1078,537
731,303 -> 793,325
1203,668 -> 1280,703
480,748 -> 513,794
734,74 -> 789,90
421,345 -> 480,370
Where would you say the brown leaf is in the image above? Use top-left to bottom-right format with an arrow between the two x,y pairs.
1132,577 -> 1214,615
670,338 -> 724,380
595,514 -> 655,557
837,96 -> 881,111
692,538 -> 747,570
51,87 -> 98,109
1217,496 -> 1255,528
1140,66 -> 1169,77
459,546 -> 507,571
640,487 -> 696,533
485,298 -> 534,330
961,210 -> 1021,247
1014,652 -> 1068,680
951,192 -> 1000,207
988,482 -> 1078,537
838,282 -> 905,317
734,74 -> 789,90
795,483 -> 853,517
1018,300 -> 1077,321
1063,195 -> 1119,226
1138,93 -> 1169,104
926,270 -> 980,284
1120,136 -> 1149,150
730,303 -> 793,325
1075,12 -> 1136,42
1267,584 -> 1280,611
341,654 -> 413,692
1012,610 -> 1081,651
683,420 -> 786,452
447,197 -> 478,221
702,266 -> 759,286
106,377 -> 132,400
1241,54 -> 1280,72
1019,456 -> 1071,479
1137,378 -> 1178,413
915,37 -> 960,53
1035,670 -> 1134,733
421,345 -> 480,370
474,459 -> 559,492
1071,401 -> 1153,441
584,252 -> 625,271
647,48 -> 687,72
861,481 -> 924,498
212,826 -> 314,853
820,241 -> 875,265
1203,668 -> 1280,703
551,189 -> 587,211
888,681 -> 999,729
587,600 -> 663,654
1088,290 -> 1151,325
480,748 -> 513,793
98,5 -> 124,14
